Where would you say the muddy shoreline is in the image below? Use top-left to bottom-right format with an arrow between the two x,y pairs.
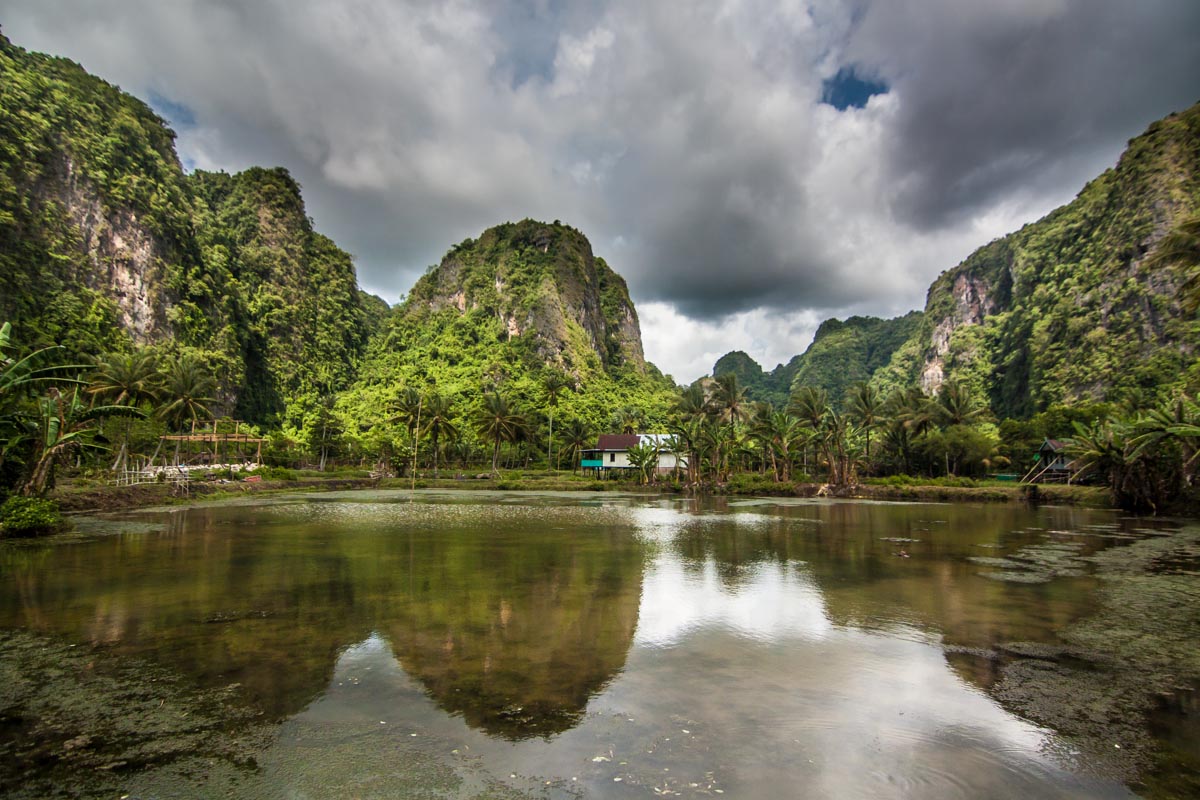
47,475 -> 1112,517
952,525 -> 1200,795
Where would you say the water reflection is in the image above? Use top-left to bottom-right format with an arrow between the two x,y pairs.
0,501 -> 644,740
0,492 -> 1178,797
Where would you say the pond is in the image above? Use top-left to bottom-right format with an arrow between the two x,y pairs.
1,490 -> 1197,798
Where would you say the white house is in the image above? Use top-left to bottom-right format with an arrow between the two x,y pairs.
580,433 -> 684,476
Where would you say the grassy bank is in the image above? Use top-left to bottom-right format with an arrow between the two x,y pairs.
852,481 -> 1111,507
50,476 -> 383,514
40,469 -> 1117,515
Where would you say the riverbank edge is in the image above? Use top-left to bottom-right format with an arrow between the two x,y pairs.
46,475 -> 1113,515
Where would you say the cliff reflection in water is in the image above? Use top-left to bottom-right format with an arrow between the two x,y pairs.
0,499 -> 645,740
641,498 -> 1104,653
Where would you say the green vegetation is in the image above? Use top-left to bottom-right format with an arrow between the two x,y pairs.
0,495 -> 64,537
789,313 -> 924,401
1,31 -> 1198,515
710,312 -> 922,407
0,34 -> 380,436
666,365 -> 1198,512
331,219 -> 677,475
873,105 -> 1200,416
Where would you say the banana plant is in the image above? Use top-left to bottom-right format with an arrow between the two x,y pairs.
1,321 -> 86,473
21,387 -> 144,496
625,440 -> 660,485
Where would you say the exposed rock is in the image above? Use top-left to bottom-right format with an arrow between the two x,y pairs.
919,272 -> 998,394
404,220 -> 646,379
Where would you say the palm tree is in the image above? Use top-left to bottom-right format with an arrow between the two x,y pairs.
932,382 -> 990,475
704,373 -> 747,479
384,387 -> 423,477
936,381 -> 989,427
709,373 -> 747,428
751,408 -> 802,482
625,439 -> 660,485
660,433 -> 687,481
1,321 -> 84,472
672,383 -> 708,422
668,416 -> 705,484
611,405 -> 645,435
542,371 -> 571,469
312,393 -> 339,472
846,382 -> 882,473
474,392 -> 525,475
88,349 -> 160,471
821,408 -> 856,485
789,386 -> 829,426
88,349 -> 159,407
562,418 -> 595,474
1131,396 -> 1200,486
789,386 -> 829,474
890,387 -> 939,434
699,419 -> 727,482
158,355 -> 217,466
747,403 -> 777,478
1066,418 -> 1170,511
388,387 -> 423,441
882,388 -> 938,475
421,392 -> 458,478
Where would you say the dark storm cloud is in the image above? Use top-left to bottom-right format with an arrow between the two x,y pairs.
1,0 -> 1198,379
846,0 -> 1200,229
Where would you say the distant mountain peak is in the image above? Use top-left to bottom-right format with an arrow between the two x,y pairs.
403,219 -> 646,379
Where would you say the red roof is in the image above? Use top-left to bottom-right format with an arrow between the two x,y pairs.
596,434 -> 641,450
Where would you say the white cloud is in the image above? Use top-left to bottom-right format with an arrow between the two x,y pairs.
640,302 -> 823,383
1,0 -> 1197,381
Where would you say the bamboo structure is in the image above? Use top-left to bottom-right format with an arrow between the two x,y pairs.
159,420 -> 266,467
108,421 -> 266,487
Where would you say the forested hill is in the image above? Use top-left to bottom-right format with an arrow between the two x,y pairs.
0,33 -> 382,427
715,102 -> 1200,417
0,33 -> 676,436
402,220 -> 646,378
4,26 -> 1198,439
337,220 -> 678,441
711,313 -> 922,407
873,102 -> 1200,417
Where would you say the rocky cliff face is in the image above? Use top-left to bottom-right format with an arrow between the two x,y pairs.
712,104 -> 1199,417
404,220 -> 646,379
54,152 -> 174,342
918,270 -> 1000,393
0,32 -> 200,355
874,102 -> 1200,416
0,33 -> 379,424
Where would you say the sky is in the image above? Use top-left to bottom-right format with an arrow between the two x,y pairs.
2,1 -> 1199,383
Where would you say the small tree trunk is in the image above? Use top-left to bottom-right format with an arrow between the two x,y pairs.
22,446 -> 61,497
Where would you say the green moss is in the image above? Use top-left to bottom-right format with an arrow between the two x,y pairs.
0,496 -> 65,537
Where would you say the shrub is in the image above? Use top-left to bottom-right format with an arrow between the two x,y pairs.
726,473 -> 796,495
257,467 -> 298,482
0,496 -> 66,538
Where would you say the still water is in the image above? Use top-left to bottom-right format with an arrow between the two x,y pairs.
0,490 -> 1195,798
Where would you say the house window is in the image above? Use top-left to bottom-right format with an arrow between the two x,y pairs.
609,452 -> 616,463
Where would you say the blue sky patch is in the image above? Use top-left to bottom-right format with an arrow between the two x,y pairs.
821,68 -> 888,110
147,90 -> 196,128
